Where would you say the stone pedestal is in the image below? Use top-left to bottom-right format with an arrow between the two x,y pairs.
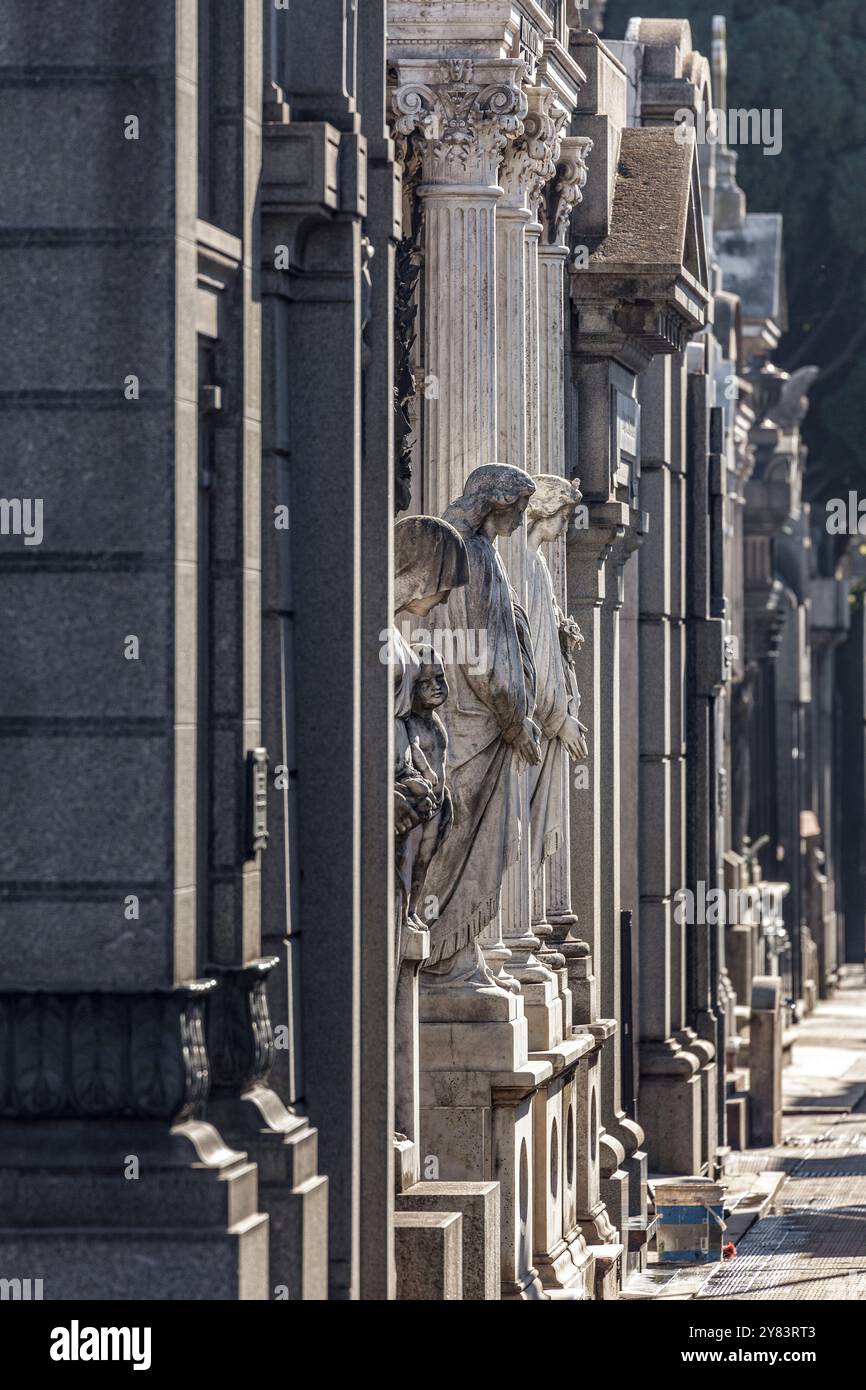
530,1035 -> 598,1298
572,1025 -> 624,1299
640,1040 -> 703,1176
395,930 -> 430,1191
0,1117 -> 269,1301
397,1181 -> 500,1300
749,976 -> 783,1146
419,979 -> 552,1300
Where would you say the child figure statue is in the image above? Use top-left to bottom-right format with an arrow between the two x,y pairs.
401,645 -> 454,931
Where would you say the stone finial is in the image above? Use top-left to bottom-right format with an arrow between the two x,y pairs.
391,58 -> 528,186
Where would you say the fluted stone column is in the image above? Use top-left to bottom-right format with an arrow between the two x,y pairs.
391,58 -> 527,513
537,135 -> 592,995
483,101 -> 533,994
496,87 -> 565,1049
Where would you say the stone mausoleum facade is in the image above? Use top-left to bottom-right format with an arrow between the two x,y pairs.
1,0 -> 864,1300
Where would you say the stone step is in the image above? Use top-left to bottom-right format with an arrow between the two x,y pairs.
394,1210 -> 463,1300
0,1156 -> 260,1230
397,1180 -> 499,1300
0,1217 -> 269,1299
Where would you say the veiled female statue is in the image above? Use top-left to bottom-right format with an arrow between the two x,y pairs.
526,476 -> 588,874
422,464 -> 542,986
392,516 -> 469,962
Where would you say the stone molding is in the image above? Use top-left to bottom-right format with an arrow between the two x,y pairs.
0,960 -> 283,1121
0,981 -> 215,1120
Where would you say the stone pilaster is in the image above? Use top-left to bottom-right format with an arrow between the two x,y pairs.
566,516 -> 629,1265
496,85 -> 567,1051
261,0 -> 371,1298
358,0 -> 403,1298
595,533 -> 649,1254
686,368 -> 728,1167
637,351 -> 704,1179
537,136 -> 592,964
0,0 -> 270,1300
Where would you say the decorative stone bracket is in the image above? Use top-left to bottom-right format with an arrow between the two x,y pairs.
207,957 -> 280,1098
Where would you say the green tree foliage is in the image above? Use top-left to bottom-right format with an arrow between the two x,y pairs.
600,0 -> 866,499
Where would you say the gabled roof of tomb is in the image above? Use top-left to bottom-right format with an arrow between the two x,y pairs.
589,126 -> 708,289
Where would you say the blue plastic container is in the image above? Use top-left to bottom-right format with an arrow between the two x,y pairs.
653,1179 -> 726,1263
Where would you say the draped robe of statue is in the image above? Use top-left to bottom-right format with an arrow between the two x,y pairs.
526,543 -> 571,871
393,516 -> 470,965
423,467 -> 537,969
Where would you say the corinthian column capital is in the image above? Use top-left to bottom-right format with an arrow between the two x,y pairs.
390,57 -> 527,187
523,87 -> 569,215
500,86 -> 568,213
547,134 -> 593,246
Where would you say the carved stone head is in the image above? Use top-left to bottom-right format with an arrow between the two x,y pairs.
443,463 -> 537,539
410,644 -> 449,712
527,474 -> 583,546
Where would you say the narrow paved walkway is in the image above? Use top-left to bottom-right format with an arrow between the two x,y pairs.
698,966 -> 866,1301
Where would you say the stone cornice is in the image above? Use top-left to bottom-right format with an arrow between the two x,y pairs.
0,982 -> 216,1120
570,294 -> 702,374
387,0 -> 561,61
260,117 -> 369,279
